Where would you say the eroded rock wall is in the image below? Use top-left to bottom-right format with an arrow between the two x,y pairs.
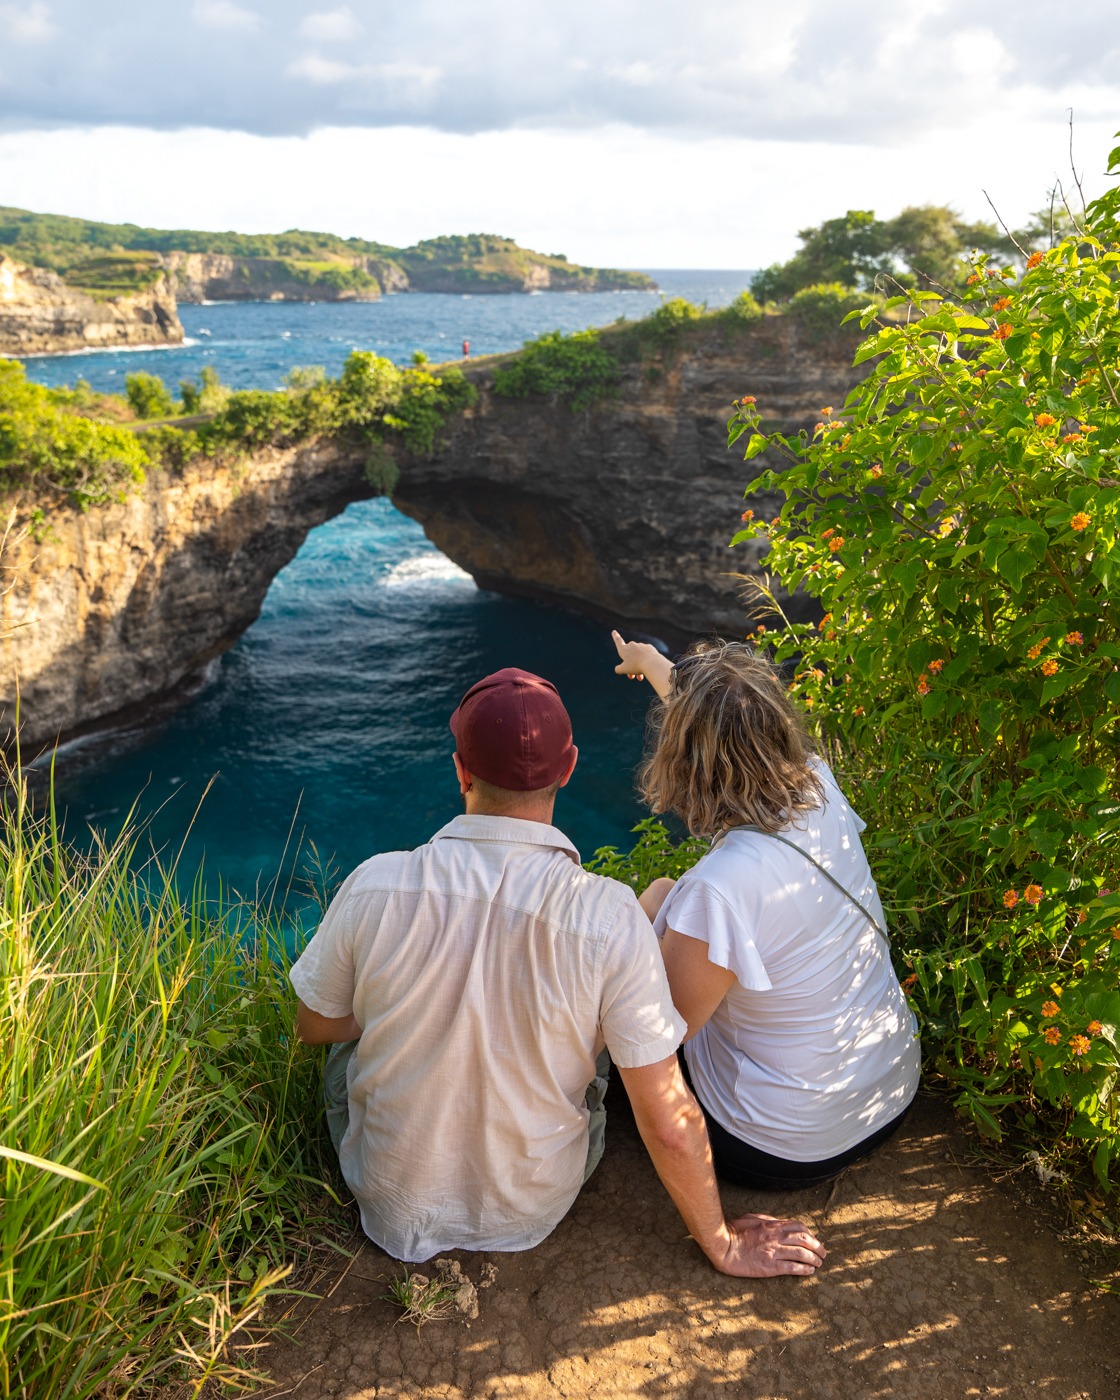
0,438 -> 371,751
0,255 -> 183,355
394,317 -> 865,645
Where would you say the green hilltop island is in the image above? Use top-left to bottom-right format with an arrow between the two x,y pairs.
0,205 -> 655,356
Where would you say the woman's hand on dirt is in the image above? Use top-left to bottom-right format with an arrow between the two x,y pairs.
710,1213 -> 827,1278
611,631 -> 673,699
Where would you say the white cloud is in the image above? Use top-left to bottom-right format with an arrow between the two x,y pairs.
288,55 -> 441,93
0,117 -> 1114,270
0,0 -> 57,43
191,0 -> 262,32
298,6 -> 361,42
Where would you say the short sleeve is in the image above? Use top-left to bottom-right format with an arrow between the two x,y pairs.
289,870 -> 362,1018
597,893 -> 687,1069
662,877 -> 773,992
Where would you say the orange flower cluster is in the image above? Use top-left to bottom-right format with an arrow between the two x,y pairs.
992,296 -> 1012,312
1024,883 -> 1044,906
1027,251 -> 1044,269
916,676 -> 930,695
1002,889 -> 1019,908
928,659 -> 945,673
1040,659 -> 1059,676
741,509 -> 754,522
1043,1026 -> 1062,1045
901,974 -> 918,992
1065,631 -> 1083,645
1062,432 -> 1083,443
993,323 -> 1013,340
1027,637 -> 1050,660
966,274 -> 981,285
1041,1001 -> 1060,1019
820,406 -> 833,416
1087,1021 -> 1103,1037
818,613 -> 833,631
869,463 -> 883,478
1071,512 -> 1091,531
740,395 -> 756,406
1069,1035 -> 1091,1057
828,536 -> 844,553
1034,413 -> 1057,428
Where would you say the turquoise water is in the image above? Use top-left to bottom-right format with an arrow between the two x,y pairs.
42,500 -> 660,904
25,271 -> 754,904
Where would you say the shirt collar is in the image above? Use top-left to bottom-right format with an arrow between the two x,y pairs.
431,813 -> 582,866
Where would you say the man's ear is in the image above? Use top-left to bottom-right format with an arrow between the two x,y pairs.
558,745 -> 579,788
453,752 -> 473,795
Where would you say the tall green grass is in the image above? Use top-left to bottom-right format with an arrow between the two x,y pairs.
0,771 -> 341,1398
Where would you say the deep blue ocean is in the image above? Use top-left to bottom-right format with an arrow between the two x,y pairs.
23,270 -> 753,909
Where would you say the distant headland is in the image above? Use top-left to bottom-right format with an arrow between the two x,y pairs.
0,206 -> 656,355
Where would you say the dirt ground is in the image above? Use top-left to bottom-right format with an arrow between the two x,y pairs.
257,1087 -> 1120,1400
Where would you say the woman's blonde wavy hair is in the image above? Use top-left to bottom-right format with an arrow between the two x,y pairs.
640,641 -> 823,837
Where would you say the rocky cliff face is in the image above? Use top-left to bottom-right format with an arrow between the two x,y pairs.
1,315 -> 864,751
0,438 -> 372,752
160,251 -> 403,303
0,255 -> 183,356
394,317 -> 865,645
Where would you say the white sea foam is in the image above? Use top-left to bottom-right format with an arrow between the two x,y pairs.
21,337 -> 199,360
382,554 -> 472,588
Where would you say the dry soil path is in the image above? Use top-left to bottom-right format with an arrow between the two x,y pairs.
258,1089 -> 1119,1400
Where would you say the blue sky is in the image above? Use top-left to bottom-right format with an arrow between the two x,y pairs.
0,0 -> 1116,265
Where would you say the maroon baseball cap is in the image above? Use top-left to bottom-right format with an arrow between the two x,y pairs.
450,668 -> 576,791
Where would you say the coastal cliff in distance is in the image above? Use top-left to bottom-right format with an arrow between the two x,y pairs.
0,254 -> 182,356
1,314 -> 864,752
0,206 -> 655,352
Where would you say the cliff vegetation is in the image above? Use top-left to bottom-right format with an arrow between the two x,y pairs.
0,351 -> 476,512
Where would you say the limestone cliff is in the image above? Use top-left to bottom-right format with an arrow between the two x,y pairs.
393,317 -> 865,645
0,255 -> 183,356
0,438 -> 371,752
160,251 -> 403,303
1,315 -> 863,751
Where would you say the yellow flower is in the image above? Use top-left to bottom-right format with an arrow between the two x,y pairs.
1040,659 -> 1059,676
1071,512 -> 1091,531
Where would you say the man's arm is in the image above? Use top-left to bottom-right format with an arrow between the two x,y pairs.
617,1055 -> 826,1278
295,999 -> 361,1045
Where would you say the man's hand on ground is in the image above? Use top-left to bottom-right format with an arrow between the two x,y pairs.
708,1212 -> 827,1278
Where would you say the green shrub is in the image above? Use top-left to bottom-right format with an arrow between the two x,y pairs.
381,364 -> 476,455
647,297 -> 703,335
0,359 -> 148,508
125,370 -> 174,420
0,772 -> 339,1397
586,819 -> 711,891
787,282 -> 876,336
492,328 -> 619,412
727,139 -> 1120,1186
722,289 -> 764,325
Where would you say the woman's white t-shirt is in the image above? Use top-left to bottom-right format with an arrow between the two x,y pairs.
654,763 -> 920,1162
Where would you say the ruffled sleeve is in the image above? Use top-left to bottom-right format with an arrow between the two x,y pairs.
659,876 -> 773,992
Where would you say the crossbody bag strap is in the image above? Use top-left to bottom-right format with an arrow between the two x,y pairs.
732,825 -> 891,946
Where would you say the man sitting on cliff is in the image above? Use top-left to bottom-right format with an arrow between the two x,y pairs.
290,667 -> 825,1276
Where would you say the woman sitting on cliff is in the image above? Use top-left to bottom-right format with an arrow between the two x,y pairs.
610,631 -> 920,1190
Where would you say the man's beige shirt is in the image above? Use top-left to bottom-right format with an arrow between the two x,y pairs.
290,814 -> 686,1262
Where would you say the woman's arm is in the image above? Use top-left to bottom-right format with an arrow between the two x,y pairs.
611,630 -> 674,700
661,927 -> 736,1040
